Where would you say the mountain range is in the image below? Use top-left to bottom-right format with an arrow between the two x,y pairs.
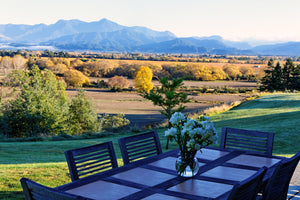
0,18 -> 299,56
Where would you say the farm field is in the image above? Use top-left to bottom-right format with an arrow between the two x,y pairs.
67,80 -> 257,127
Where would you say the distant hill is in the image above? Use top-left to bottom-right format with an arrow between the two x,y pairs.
252,42 -> 300,56
0,18 -> 300,56
45,28 -> 176,51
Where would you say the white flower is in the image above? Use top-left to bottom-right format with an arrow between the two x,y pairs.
167,112 -> 218,153
165,127 -> 177,137
204,116 -> 210,121
181,127 -> 190,136
183,118 -> 197,129
200,120 -> 208,127
169,112 -> 186,126
192,127 -> 205,137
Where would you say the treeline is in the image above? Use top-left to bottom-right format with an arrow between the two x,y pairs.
0,49 -> 289,64
22,57 -> 262,82
260,58 -> 300,91
73,59 -> 262,81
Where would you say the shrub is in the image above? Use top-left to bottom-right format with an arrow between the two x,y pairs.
107,76 -> 130,91
68,90 -> 102,135
99,113 -> 130,131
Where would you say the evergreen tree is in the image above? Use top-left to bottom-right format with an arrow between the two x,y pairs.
68,90 -> 101,135
260,59 -> 280,91
141,77 -> 189,148
272,62 -> 284,91
292,64 -> 300,90
282,58 -> 295,90
260,58 -> 299,92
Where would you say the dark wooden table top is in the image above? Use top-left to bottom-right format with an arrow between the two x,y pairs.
56,147 -> 283,200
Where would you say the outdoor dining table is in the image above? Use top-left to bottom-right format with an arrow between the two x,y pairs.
56,147 -> 283,200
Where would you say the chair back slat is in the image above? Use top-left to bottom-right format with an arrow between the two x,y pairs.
75,154 -> 111,166
118,131 -> 162,165
20,178 -> 88,200
65,141 -> 118,181
261,151 -> 300,200
220,127 -> 274,156
74,149 -> 110,161
227,167 -> 267,200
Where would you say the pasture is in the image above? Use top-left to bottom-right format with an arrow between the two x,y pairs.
68,80 -> 257,127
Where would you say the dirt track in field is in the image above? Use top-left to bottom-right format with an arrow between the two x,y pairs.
67,81 -> 256,128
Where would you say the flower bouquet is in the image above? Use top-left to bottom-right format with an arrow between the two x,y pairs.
165,112 -> 218,177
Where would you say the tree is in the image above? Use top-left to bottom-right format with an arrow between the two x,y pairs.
240,66 -> 255,80
107,76 -> 130,91
260,59 -> 283,91
292,64 -> 300,90
272,62 -> 284,90
134,66 -> 154,92
47,63 -> 68,74
0,66 -> 104,138
141,77 -> 189,148
0,65 -> 69,137
64,69 -> 90,87
68,90 -> 101,135
0,56 -> 13,74
282,58 -> 295,90
260,58 -> 300,91
12,55 -> 27,70
223,64 -> 242,80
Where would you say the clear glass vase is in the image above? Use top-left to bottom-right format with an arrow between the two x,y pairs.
175,156 -> 200,177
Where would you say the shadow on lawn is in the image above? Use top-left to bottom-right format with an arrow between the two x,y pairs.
0,191 -> 24,200
115,106 -> 209,128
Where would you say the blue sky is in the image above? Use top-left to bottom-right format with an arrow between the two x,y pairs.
1,0 -> 300,42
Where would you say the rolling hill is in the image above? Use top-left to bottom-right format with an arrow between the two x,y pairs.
0,18 -> 300,56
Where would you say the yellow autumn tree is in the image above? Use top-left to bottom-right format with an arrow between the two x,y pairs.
134,66 -> 154,92
64,69 -> 90,87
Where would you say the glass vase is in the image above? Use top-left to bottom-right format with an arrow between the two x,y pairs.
175,155 -> 200,177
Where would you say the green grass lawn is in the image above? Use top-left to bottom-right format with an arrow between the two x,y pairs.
1,93 -> 300,200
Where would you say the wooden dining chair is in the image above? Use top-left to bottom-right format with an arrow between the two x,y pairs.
227,167 -> 267,200
258,151 -> 300,200
65,141 -> 118,181
118,131 -> 162,165
220,127 -> 274,156
20,177 -> 89,200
